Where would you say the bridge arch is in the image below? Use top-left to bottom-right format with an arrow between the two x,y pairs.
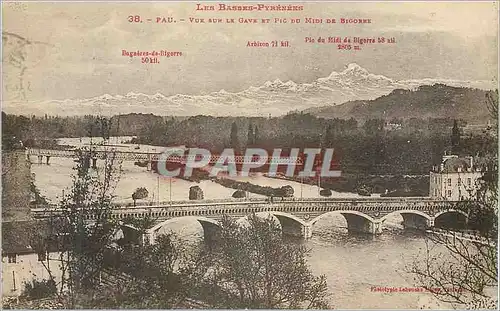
434,209 -> 468,220
269,211 -> 307,226
381,210 -> 433,230
235,212 -> 279,229
310,211 -> 381,235
237,211 -> 308,238
116,222 -> 143,245
146,216 -> 221,244
310,210 -> 376,225
434,209 -> 468,230
380,210 -> 432,222
270,211 -> 309,238
147,216 -> 220,233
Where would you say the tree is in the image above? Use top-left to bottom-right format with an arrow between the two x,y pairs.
363,118 -> 384,136
485,89 -> 498,120
96,233 -> 203,308
230,122 -> 240,152
247,124 -> 254,147
21,279 -> 57,300
409,164 -> 497,308
275,185 -> 294,198
451,119 -> 461,154
408,97 -> 497,308
28,148 -> 122,308
203,215 -> 329,309
254,125 -> 259,146
324,124 -> 333,147
189,185 -> 204,200
320,189 -> 332,197
25,117 -> 124,308
232,190 -> 246,198
132,187 -> 148,206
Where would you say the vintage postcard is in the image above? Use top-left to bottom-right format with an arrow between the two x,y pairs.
1,1 -> 498,309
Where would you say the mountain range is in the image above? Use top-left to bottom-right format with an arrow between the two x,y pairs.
304,84 -> 495,123
3,63 -> 496,117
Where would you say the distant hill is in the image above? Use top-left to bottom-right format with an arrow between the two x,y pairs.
304,84 -> 495,123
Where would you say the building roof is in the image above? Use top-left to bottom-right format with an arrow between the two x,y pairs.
2,220 -> 56,255
442,157 -> 471,173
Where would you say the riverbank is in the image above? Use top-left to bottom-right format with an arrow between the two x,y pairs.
265,174 -> 429,197
169,167 -> 429,198
175,169 -> 295,198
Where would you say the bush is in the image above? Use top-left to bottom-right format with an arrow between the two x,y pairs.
22,278 -> 57,300
320,189 -> 332,197
189,186 -> 204,200
232,190 -> 246,198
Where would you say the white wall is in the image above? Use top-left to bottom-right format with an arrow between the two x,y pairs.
429,171 -> 482,200
2,252 -> 64,297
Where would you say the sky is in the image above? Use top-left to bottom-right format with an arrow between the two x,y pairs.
2,1 -> 499,102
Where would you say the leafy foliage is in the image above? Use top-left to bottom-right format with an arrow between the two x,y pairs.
22,279 -> 57,300
198,215 -> 330,309
131,187 -> 148,205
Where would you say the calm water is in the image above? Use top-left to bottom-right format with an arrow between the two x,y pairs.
30,137 -> 450,309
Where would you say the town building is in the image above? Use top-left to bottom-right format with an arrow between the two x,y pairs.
2,220 -> 64,298
429,154 -> 483,201
2,151 -> 63,298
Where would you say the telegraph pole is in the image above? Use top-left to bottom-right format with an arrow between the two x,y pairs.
169,177 -> 172,204
157,175 -> 160,205
318,133 -> 322,196
300,175 -> 303,199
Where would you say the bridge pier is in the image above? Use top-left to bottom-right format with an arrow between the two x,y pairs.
81,157 -> 91,169
343,214 -> 381,235
274,215 -> 312,239
37,155 -> 43,164
147,161 -> 152,172
46,156 -> 51,165
198,220 -> 221,247
302,224 -> 313,239
372,221 -> 383,234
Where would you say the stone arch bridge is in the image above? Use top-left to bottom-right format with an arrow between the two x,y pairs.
32,197 -> 468,244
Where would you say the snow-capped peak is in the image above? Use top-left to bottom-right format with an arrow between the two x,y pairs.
125,91 -> 146,98
343,63 -> 369,75
97,94 -> 115,100
346,63 -> 364,71
152,92 -> 166,99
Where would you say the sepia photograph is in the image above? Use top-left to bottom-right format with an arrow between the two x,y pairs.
1,1 -> 499,309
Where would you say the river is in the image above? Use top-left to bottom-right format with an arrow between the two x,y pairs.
30,137 -> 450,309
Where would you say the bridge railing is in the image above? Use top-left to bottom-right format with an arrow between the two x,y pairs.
32,196 -> 442,210
427,228 -> 496,246
31,198 -> 460,218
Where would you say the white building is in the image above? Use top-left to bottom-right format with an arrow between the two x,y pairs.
2,220 -> 64,298
429,154 -> 483,201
